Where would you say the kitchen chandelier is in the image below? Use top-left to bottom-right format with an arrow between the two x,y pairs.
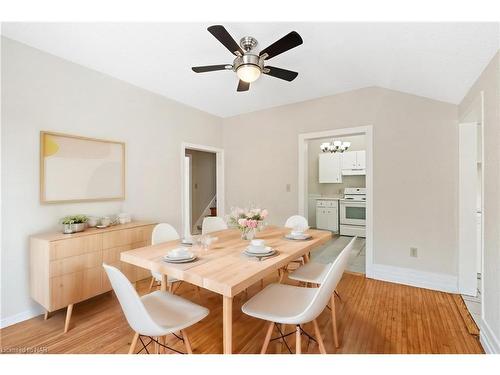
320,140 -> 351,153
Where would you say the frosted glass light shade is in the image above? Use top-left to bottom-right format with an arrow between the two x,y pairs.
236,64 -> 261,83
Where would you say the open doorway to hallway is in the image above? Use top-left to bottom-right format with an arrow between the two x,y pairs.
184,149 -> 217,235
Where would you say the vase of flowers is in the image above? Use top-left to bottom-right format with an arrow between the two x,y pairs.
229,207 -> 268,241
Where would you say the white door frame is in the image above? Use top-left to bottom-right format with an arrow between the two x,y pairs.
181,142 -> 225,238
298,125 -> 374,277
458,122 -> 479,296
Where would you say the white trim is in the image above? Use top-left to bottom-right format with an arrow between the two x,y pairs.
480,318 -> 500,354
370,264 -> 458,293
458,122 -> 479,296
181,142 -> 224,239
298,125 -> 374,276
0,306 -> 43,329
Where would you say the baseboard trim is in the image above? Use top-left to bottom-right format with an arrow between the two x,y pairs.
480,318 -> 500,354
369,263 -> 458,293
0,306 -> 43,329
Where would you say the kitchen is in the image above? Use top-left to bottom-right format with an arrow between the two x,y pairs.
307,134 -> 367,273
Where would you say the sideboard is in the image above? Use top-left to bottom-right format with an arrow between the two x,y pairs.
30,221 -> 156,332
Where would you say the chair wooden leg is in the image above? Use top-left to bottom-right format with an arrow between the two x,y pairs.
168,282 -> 173,293
64,304 -> 73,333
261,322 -> 274,354
44,310 -> 50,320
330,294 -> 339,348
128,332 -> 139,354
295,325 -> 301,354
148,277 -> 155,292
312,319 -> 327,354
182,329 -> 193,354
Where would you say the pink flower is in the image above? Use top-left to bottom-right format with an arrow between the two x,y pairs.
261,209 -> 268,218
247,220 -> 258,228
238,218 -> 247,227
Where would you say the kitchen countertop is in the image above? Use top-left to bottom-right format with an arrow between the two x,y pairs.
316,196 -> 343,200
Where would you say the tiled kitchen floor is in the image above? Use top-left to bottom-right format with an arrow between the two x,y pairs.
311,235 -> 366,273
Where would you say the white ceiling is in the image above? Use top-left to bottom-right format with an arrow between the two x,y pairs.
2,22 -> 499,117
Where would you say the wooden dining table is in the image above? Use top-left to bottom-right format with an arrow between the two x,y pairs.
120,225 -> 332,354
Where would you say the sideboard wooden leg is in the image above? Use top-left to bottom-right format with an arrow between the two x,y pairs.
64,304 -> 74,333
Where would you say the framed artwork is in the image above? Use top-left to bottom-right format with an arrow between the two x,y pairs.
40,131 -> 125,203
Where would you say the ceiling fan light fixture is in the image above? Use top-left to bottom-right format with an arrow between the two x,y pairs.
236,64 -> 261,83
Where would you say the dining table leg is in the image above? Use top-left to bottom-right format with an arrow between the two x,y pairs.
160,274 -> 168,292
223,296 -> 233,354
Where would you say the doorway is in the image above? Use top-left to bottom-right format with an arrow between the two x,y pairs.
298,126 -> 373,276
181,143 -> 224,239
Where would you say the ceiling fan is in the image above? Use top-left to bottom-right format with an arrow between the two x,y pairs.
192,25 -> 303,92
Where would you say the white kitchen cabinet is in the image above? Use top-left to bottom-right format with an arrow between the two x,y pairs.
341,150 -> 366,175
319,153 -> 342,183
341,151 -> 357,170
356,150 -> 366,169
316,200 -> 339,232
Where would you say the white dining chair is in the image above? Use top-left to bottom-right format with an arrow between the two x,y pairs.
201,216 -> 228,235
149,223 -> 181,293
103,264 -> 209,354
288,237 -> 357,348
283,215 -> 311,274
284,215 -> 309,231
241,236 -> 355,354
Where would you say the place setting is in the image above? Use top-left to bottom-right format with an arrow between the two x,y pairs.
242,239 -> 278,261
162,247 -> 198,264
284,226 -> 312,241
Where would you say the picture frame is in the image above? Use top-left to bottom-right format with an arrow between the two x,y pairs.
40,131 -> 126,204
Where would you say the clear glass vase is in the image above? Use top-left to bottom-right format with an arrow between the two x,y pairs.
241,227 -> 256,241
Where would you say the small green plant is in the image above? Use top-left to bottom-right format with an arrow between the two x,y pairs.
60,215 -> 89,225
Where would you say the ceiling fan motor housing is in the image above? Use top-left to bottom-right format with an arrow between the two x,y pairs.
233,53 -> 264,72
240,36 -> 258,52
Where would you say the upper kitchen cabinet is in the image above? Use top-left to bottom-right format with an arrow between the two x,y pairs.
342,150 -> 366,175
319,153 -> 342,183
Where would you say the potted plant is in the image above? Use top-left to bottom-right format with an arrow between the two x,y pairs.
61,215 -> 89,234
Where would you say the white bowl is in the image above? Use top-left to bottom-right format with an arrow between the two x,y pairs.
247,245 -> 271,254
168,247 -> 191,259
250,239 -> 265,247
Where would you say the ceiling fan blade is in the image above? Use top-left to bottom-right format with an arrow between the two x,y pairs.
264,66 -> 299,82
192,64 -> 231,73
207,25 -> 244,56
237,80 -> 250,92
260,31 -> 303,60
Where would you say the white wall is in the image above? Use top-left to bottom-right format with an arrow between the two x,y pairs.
0,37 -> 222,324
459,51 -> 500,353
222,87 -> 459,279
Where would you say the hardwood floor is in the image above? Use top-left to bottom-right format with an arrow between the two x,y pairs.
0,272 -> 483,354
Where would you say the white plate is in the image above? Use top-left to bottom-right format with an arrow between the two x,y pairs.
285,234 -> 312,240
244,249 -> 276,258
163,252 -> 194,261
163,255 -> 198,264
245,245 -> 273,255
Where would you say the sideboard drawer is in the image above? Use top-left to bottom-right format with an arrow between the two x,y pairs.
130,226 -> 154,244
50,267 -> 102,310
50,251 -> 102,277
50,234 -> 102,260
